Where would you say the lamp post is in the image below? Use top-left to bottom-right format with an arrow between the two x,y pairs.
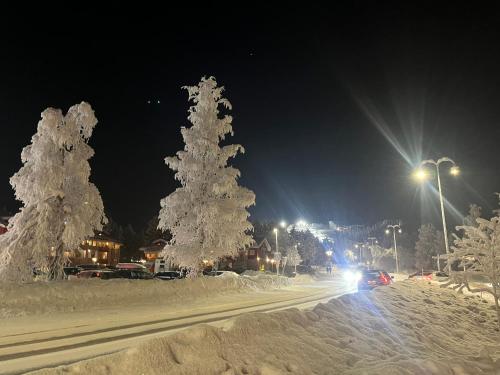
354,243 -> 366,264
273,228 -> 280,275
414,157 -> 459,273
325,250 -> 333,275
386,224 -> 401,273
367,237 -> 377,267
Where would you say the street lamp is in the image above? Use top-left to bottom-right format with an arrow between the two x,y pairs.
386,224 -> 401,273
325,250 -> 333,275
414,157 -> 459,273
280,221 -> 287,228
273,228 -> 279,252
273,227 -> 280,275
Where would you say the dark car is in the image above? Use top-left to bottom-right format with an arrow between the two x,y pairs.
63,267 -> 81,277
78,264 -> 107,270
155,271 -> 182,280
113,269 -> 154,280
358,270 -> 393,290
77,270 -> 117,279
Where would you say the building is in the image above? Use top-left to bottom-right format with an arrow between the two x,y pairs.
139,239 -> 168,262
71,232 -> 122,266
233,238 -> 273,272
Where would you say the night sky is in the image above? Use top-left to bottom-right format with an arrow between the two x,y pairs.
1,4 -> 500,232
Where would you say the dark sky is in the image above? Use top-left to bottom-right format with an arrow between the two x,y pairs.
1,4 -> 500,232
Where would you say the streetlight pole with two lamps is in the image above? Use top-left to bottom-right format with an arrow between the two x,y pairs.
325,250 -> 333,275
386,224 -> 402,273
272,221 -> 286,276
414,157 -> 460,273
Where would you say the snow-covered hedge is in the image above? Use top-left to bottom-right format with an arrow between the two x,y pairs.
0,274 -> 290,318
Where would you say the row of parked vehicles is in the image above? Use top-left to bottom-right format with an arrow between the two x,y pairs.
63,263 -> 185,280
63,263 -> 241,280
352,267 -> 449,290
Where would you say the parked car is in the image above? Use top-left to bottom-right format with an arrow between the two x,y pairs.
154,271 -> 182,280
63,267 -> 81,277
204,270 -> 239,278
77,264 -> 108,270
408,270 -> 448,280
76,270 -> 117,279
357,269 -> 393,290
115,262 -> 148,270
112,269 -> 154,279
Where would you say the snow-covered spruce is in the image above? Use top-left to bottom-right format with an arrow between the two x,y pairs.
451,201 -> 500,328
159,77 -> 255,273
0,103 -> 106,282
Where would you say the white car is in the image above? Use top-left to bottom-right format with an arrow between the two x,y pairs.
205,270 -> 239,278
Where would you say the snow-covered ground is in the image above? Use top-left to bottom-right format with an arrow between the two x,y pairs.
0,273 -> 290,319
0,275 -> 353,374
32,279 -> 500,375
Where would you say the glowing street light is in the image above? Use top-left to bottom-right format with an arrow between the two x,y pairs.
386,224 -> 401,273
413,168 -> 429,181
296,219 -> 307,227
415,157 -> 460,272
450,166 -> 460,176
279,220 -> 287,228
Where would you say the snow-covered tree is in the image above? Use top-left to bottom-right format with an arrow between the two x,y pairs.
286,245 -> 302,273
415,224 -> 441,270
451,213 -> 500,328
370,245 -> 396,271
0,103 -> 106,282
464,204 -> 482,227
159,77 -> 255,273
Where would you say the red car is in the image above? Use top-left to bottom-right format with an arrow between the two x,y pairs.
358,270 -> 393,290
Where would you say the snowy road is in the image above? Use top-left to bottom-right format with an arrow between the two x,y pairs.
0,278 -> 355,375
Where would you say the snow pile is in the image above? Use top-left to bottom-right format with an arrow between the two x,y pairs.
33,279 -> 500,374
0,274 -> 290,318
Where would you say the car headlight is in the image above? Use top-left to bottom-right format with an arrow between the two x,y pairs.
344,270 -> 362,282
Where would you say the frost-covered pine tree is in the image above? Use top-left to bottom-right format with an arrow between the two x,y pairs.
464,204 -> 482,227
159,77 -> 255,273
286,245 -> 302,273
415,224 -> 439,270
0,103 -> 106,282
451,209 -> 500,328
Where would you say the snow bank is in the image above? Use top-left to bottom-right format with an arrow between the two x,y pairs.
33,279 -> 500,374
0,275 -> 290,318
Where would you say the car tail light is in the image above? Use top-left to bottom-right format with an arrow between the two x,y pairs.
379,274 -> 389,285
